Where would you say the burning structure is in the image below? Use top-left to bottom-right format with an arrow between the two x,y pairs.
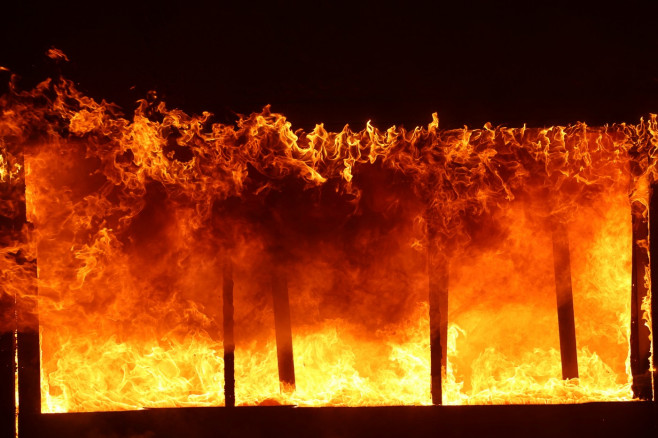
0,72 -> 656,437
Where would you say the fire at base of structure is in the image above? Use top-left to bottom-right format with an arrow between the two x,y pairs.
0,77 -> 655,413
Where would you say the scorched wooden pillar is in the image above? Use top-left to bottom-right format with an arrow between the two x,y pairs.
271,255 -> 295,393
16,253 -> 40,437
223,258 -> 235,407
630,199 -> 652,399
427,222 -> 448,405
0,288 -> 16,438
0,149 -> 41,437
551,221 -> 579,380
17,152 -> 41,437
648,185 -> 658,401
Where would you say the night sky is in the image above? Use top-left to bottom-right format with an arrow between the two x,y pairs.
2,0 -> 658,131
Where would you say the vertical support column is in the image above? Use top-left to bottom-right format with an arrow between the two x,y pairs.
551,221 -> 579,380
428,253 -> 448,405
649,184 -> 658,402
427,221 -> 448,406
1,147 -> 40,436
1,141 -> 23,437
271,263 -> 295,394
630,200 -> 652,399
266,192 -> 296,396
16,254 -> 40,437
0,294 -> 16,438
1,256 -> 40,438
223,257 -> 235,407
16,158 -> 41,436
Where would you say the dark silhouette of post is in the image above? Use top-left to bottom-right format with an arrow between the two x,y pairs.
649,186 -> 658,402
271,264 -> 295,393
0,294 -> 16,438
17,256 -> 41,437
223,258 -> 235,407
1,150 -> 41,436
428,255 -> 449,405
551,221 -> 579,380
630,200 -> 652,399
427,219 -> 448,406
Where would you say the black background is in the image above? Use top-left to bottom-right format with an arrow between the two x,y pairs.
2,0 -> 658,131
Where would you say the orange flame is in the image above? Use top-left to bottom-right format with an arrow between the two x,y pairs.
1,71 -> 655,411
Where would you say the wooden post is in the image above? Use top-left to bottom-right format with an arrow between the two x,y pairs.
17,272 -> 40,437
428,254 -> 449,405
649,185 -> 658,402
630,200 -> 652,399
0,148 -> 41,436
1,144 -> 22,437
551,221 -> 579,380
271,264 -> 295,393
0,295 -> 16,438
1,146 -> 40,436
222,258 -> 235,407
427,221 -> 448,406
16,228 -> 41,435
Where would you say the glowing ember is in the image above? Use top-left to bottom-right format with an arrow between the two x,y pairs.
1,70 -> 655,412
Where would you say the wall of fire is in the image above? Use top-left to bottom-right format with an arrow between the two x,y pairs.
1,77 -> 657,437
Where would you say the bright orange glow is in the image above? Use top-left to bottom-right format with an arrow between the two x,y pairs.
1,72 -> 656,412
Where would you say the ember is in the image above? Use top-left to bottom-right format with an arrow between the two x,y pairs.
0,71 -> 655,420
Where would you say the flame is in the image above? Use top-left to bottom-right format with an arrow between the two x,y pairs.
45,48 -> 69,62
1,68 -> 655,412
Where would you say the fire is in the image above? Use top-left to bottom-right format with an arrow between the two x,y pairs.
1,67 -> 655,412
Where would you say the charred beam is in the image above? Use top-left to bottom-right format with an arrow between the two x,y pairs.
28,402 -> 658,438
271,264 -> 295,393
223,258 -> 235,407
630,200 -> 652,399
427,218 -> 449,406
551,221 -> 579,380
1,148 -> 40,436
428,253 -> 449,406
16,252 -> 40,437
650,185 -> 658,402
0,296 -> 16,438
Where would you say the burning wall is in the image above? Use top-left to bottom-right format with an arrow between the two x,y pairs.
1,75 -> 655,412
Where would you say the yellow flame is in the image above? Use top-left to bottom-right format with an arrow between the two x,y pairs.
0,75 -> 652,411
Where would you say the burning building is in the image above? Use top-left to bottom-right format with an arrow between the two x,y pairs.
0,64 -> 657,436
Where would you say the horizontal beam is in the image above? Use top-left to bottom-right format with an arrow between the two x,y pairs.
29,403 -> 658,438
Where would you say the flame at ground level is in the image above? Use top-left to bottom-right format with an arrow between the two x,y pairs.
0,76 -> 651,412
33,156 -> 634,411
